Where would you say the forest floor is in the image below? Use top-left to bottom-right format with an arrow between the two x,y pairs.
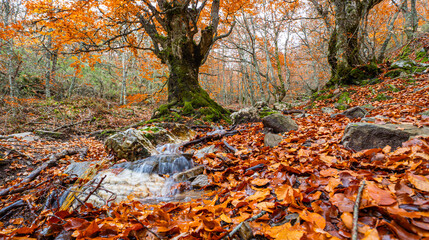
0,68 -> 429,239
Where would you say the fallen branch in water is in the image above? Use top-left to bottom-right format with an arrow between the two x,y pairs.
352,180 -> 366,240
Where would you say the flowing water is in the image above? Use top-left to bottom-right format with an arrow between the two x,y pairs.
82,132 -> 208,206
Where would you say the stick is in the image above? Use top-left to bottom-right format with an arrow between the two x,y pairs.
352,180 -> 366,240
0,149 -> 80,196
180,130 -> 239,150
0,200 -> 25,218
0,145 -> 36,162
221,211 -> 267,240
53,118 -> 94,132
82,175 -> 106,204
222,140 -> 237,153
130,214 -> 163,239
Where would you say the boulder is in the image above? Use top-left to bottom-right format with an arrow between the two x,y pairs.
191,175 -> 210,189
343,106 -> 368,119
105,128 -> 156,161
342,123 -> 429,151
231,107 -> 261,125
264,133 -> 283,147
64,161 -> 100,178
6,132 -> 40,142
391,59 -> 416,69
262,113 -> 298,134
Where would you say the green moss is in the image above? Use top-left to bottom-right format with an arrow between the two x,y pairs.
183,101 -> 193,115
387,84 -> 400,92
259,108 -> 278,118
416,50 -> 427,61
400,46 -> 411,60
329,62 -> 381,86
373,93 -> 393,101
338,92 -> 352,104
385,69 -> 403,78
336,104 -> 349,110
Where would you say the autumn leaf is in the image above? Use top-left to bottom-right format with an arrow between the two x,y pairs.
265,223 -> 304,240
408,174 -> 429,192
366,183 -> 397,206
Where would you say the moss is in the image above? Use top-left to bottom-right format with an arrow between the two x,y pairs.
336,104 -> 349,110
387,84 -> 400,92
416,50 -> 427,61
329,62 -> 381,86
259,108 -> 278,118
385,69 -> 403,78
373,93 -> 393,101
338,92 -> 352,104
400,46 -> 411,60
183,101 -> 193,115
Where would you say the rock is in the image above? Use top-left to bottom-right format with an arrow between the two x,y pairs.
273,102 -> 292,112
295,113 -> 313,118
254,101 -> 268,110
362,104 -> 375,110
6,132 -> 40,142
231,107 -> 261,125
262,113 -> 298,133
322,107 -> 334,114
191,175 -> 210,189
174,166 -> 205,182
155,123 -> 195,141
391,59 -> 416,69
343,106 -> 368,119
334,103 -> 349,110
34,130 -> 66,139
64,161 -> 100,178
264,133 -> 283,147
105,128 -> 156,161
342,123 -> 429,151
194,145 -> 217,159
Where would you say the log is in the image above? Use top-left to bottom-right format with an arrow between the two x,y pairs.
0,200 -> 25,218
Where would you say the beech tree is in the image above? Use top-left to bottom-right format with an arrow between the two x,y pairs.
25,0 -> 250,121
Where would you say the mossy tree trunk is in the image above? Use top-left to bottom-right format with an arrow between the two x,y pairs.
328,0 -> 383,86
138,1 -> 232,121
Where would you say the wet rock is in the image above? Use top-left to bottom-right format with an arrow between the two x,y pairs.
322,107 -> 334,114
262,113 -> 298,134
104,128 -> 156,161
174,166 -> 205,182
191,175 -> 210,189
264,133 -> 283,147
342,123 -> 429,151
231,107 -> 261,125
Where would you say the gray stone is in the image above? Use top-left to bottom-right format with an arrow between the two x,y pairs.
262,113 -> 298,133
231,107 -> 261,125
174,166 -> 205,182
342,123 -> 429,151
322,107 -> 335,114
105,128 -> 156,161
264,133 -> 283,147
273,102 -> 292,112
391,59 -> 416,69
194,145 -> 217,159
7,132 -> 40,142
334,103 -> 349,110
362,104 -> 375,110
295,113 -> 313,118
254,101 -> 268,110
191,175 -> 210,188
343,106 -> 368,119
64,161 -> 100,178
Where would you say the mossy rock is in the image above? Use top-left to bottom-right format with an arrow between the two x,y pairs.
259,108 -> 279,118
385,69 -> 403,78
337,92 -> 352,104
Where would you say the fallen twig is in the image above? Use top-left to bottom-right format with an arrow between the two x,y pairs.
0,145 -> 36,163
130,214 -> 163,239
352,180 -> 366,240
221,210 -> 267,240
82,175 -> 106,204
222,140 -> 237,153
181,130 -> 239,150
0,149 -> 80,196
0,200 -> 25,218
53,118 -> 94,132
